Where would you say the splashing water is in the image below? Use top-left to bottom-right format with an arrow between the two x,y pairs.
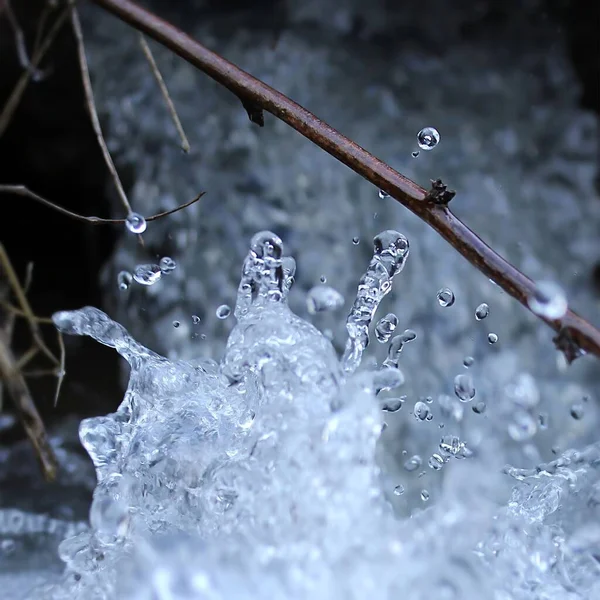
24,229 -> 600,600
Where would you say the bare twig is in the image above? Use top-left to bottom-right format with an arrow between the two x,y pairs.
0,3 -> 69,138
139,34 -> 190,153
71,6 -> 133,218
91,0 -> 600,362
0,184 -> 205,224
0,332 -> 58,481
4,0 -> 40,75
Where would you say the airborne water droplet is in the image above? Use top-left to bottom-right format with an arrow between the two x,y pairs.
133,264 -> 162,286
172,321 -> 180,328
437,287 -> 455,307
428,454 -> 445,470
216,304 -> 231,319
375,313 -> 398,343
570,403 -> 584,420
117,271 -> 132,291
159,257 -> 177,273
413,401 -> 432,421
463,356 -> 475,368
378,190 -> 390,199
393,484 -> 405,496
420,489 -> 430,501
473,401 -> 486,414
417,126 -> 440,150
381,397 -> 405,413
306,285 -> 344,314
352,236 -> 360,245
411,151 -> 420,158
400,329 -> 417,343
404,455 -> 422,472
125,212 -> 147,234
192,315 -> 201,325
488,332 -> 499,344
454,373 -> 476,402
475,303 -> 489,320
527,281 -> 568,319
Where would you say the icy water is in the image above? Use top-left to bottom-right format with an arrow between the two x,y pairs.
2,231 -> 599,599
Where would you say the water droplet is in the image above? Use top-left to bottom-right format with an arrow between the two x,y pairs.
250,231 -> 283,260
437,287 -> 455,307
411,150 -> 420,158
1,539 -> 16,555
420,489 -> 430,501
417,126 -> 440,150
428,453 -> 445,470
538,412 -> 549,429
306,285 -> 344,314
527,281 -> 568,319
488,332 -> 498,344
413,401 -> 432,421
508,410 -> 537,441
472,401 -> 486,414
374,367 -> 405,394
159,256 -> 177,273
172,320 -> 180,328
125,212 -> 147,234
393,484 -> 405,496
475,303 -> 489,320
192,315 -> 201,325
117,271 -> 132,291
570,403 -> 585,420
133,264 -> 162,286
439,435 -> 467,457
352,236 -> 360,245
378,189 -> 390,199
381,397 -> 405,412
375,313 -> 398,343
320,275 -> 327,283
216,304 -> 231,319
404,455 -> 422,472
454,373 -> 476,402
463,356 -> 475,368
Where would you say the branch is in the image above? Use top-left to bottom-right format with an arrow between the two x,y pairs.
90,0 -> 600,362
0,184 -> 205,224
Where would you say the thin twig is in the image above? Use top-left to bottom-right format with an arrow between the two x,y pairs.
0,242 -> 58,365
4,0 -> 40,76
70,7 -> 132,215
0,3 -> 69,138
0,331 -> 58,481
90,0 -> 600,362
54,329 -> 65,407
0,184 -> 205,224
139,34 -> 190,153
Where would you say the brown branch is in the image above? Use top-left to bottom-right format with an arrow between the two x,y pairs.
0,184 -> 204,225
90,0 -> 600,362
139,34 -> 190,153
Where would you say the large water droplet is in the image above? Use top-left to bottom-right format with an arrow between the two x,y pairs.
125,212 -> 147,234
413,401 -> 432,421
159,257 -> 177,273
117,271 -> 132,291
375,313 -> 398,343
306,285 -> 344,314
132,264 -> 162,286
454,373 -> 476,402
437,287 -> 455,307
475,303 -> 489,320
417,126 -> 440,150
527,281 -> 568,319
381,397 -> 405,412
216,304 -> 231,320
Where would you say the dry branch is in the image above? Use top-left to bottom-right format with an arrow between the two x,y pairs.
91,0 -> 600,362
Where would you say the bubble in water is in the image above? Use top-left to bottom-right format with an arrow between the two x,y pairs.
378,190 -> 390,199
463,356 -> 475,368
375,313 -> 398,343
393,484 -> 405,496
191,315 -> 201,325
488,332 -> 499,344
381,397 -> 404,413
133,264 -> 162,286
216,304 -> 231,319
117,271 -> 132,291
125,212 -> 146,234
475,303 -> 489,320
454,373 -> 476,402
508,410 -> 538,441
404,455 -> 422,472
411,150 -> 420,158
437,287 -> 455,307
172,321 -> 180,328
417,126 -> 440,150
527,280 -> 568,320
428,453 -> 445,470
352,236 -> 360,245
306,285 -> 344,314
420,489 -> 430,501
159,257 -> 177,273
570,403 -> 585,420
473,401 -> 486,414
413,401 -> 432,421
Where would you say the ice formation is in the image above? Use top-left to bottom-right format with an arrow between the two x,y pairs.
2,231 -> 591,599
